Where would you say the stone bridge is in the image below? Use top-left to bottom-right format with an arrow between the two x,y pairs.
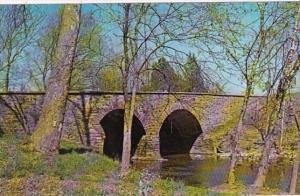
0,92 -> 281,160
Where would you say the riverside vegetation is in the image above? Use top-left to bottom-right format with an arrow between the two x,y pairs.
0,133 -> 232,195
1,2 -> 300,195
1,103 -> 300,195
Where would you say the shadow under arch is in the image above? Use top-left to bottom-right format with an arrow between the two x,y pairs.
100,109 -> 145,160
159,109 -> 202,157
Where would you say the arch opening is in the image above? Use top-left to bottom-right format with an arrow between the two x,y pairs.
100,109 -> 145,160
159,109 -> 202,157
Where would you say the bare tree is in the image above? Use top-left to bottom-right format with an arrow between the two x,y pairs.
27,16 -> 59,91
201,3 -> 290,185
96,3 -> 211,174
0,5 -> 40,92
0,5 -> 42,136
252,4 -> 300,192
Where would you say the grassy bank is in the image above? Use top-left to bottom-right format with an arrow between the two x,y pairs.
0,133 -> 293,195
0,133 -> 234,195
0,133 -> 119,195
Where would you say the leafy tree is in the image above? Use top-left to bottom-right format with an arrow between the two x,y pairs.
71,12 -> 102,90
146,57 -> 180,91
252,3 -> 300,192
98,66 -> 123,91
204,3 -> 293,185
96,3 -> 210,174
182,54 -> 208,92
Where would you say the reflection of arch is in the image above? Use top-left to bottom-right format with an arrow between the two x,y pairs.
159,109 -> 202,157
100,109 -> 146,160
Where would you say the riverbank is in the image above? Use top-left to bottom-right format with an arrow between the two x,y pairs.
0,133 -> 221,195
0,133 -> 298,195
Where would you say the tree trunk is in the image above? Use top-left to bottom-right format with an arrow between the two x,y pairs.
289,155 -> 300,195
120,3 -> 132,175
81,94 -> 92,146
289,114 -> 300,194
252,60 -> 300,192
30,5 -> 81,154
279,100 -> 285,150
227,85 -> 251,185
4,65 -> 10,92
290,160 -> 299,195
121,80 -> 137,175
252,133 -> 276,192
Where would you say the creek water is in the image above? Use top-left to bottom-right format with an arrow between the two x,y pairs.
133,154 -> 300,193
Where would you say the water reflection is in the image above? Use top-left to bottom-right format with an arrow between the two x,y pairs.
133,154 -> 300,193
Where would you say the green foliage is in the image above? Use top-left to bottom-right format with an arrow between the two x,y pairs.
0,177 -> 26,195
185,186 -> 209,195
145,57 -> 186,91
52,153 -> 87,179
71,12 -> 103,90
13,150 -> 46,177
144,55 -> 215,92
1,131 -> 292,195
146,57 -> 173,91
153,178 -> 185,196
74,181 -> 103,195
184,185 -> 238,196
118,169 -> 141,195
29,18 -> 59,91
0,134 -> 120,195
0,134 -> 13,173
60,138 -> 82,150
52,146 -> 118,181
0,134 -> 46,178
98,66 -> 123,91
206,98 -> 243,153
78,154 -> 118,182
0,175 -> 63,195
182,54 -> 209,92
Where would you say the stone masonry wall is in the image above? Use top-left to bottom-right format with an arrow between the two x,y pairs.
1,92 -> 288,159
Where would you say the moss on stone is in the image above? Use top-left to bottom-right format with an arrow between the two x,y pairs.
204,97 -> 243,153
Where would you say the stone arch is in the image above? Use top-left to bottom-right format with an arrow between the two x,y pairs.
159,109 -> 202,157
100,109 -> 146,160
143,95 -> 203,131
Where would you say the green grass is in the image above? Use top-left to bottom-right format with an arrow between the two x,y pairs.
2,129 -> 295,195
52,152 -> 88,179
0,134 -> 14,176
118,169 -> 141,195
78,154 -> 118,182
0,133 -> 119,195
14,150 -> 46,177
153,178 -> 185,196
185,186 -> 235,196
0,133 -> 46,178
74,181 -> 104,195
0,135 -> 119,181
60,138 -> 82,149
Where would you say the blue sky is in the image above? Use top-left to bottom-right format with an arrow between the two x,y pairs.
5,3 -> 300,94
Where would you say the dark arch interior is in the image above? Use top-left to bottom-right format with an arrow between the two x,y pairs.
100,109 -> 145,160
159,109 -> 202,157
